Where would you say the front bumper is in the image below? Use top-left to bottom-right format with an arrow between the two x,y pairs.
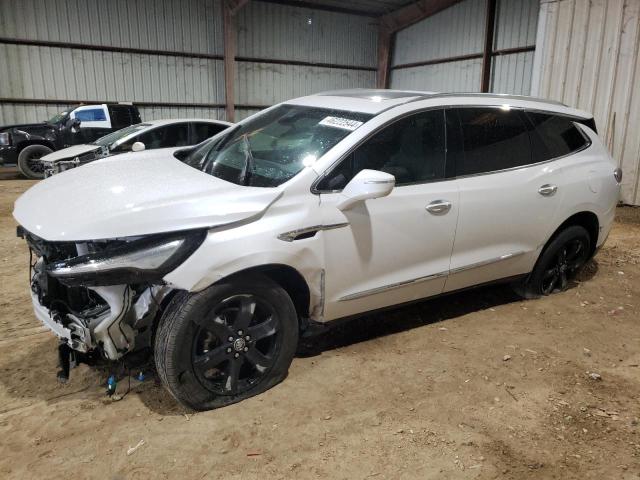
0,145 -> 18,165
30,291 -> 92,352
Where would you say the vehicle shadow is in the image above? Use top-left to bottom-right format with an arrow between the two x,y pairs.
298,258 -> 599,357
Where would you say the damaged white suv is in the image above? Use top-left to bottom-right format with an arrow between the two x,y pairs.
14,89 -> 621,411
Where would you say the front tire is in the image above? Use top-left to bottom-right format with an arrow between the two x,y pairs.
516,225 -> 591,298
154,274 -> 299,411
17,144 -> 53,179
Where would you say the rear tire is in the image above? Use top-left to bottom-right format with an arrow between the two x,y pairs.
17,144 -> 52,179
154,274 -> 298,411
515,225 -> 591,299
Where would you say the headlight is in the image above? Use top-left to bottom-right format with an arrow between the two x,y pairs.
0,132 -> 11,145
47,230 -> 206,286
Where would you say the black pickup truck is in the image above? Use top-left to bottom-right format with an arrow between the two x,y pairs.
0,103 -> 141,178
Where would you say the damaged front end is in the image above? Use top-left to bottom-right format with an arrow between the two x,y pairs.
19,226 -> 206,377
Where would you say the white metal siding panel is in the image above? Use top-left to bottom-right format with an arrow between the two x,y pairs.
392,0 -> 486,66
491,51 -> 534,95
235,108 -> 264,121
390,0 -> 538,94
0,0 -> 224,55
533,0 -> 640,205
235,62 -> 375,105
494,0 -> 539,50
138,106 -> 225,121
390,59 -> 483,92
0,103 -> 73,125
0,44 -> 225,105
236,2 -> 376,67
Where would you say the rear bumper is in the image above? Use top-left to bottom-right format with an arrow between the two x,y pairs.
0,145 -> 18,165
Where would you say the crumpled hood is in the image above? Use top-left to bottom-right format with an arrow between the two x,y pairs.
13,150 -> 283,241
41,144 -> 102,163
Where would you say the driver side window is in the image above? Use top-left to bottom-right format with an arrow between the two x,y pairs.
316,109 -> 446,191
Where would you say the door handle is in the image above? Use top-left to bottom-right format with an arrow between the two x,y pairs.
426,200 -> 452,215
538,184 -> 558,197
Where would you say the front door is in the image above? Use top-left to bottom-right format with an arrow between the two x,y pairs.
317,109 -> 459,321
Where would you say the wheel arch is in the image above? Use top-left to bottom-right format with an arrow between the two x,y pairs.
16,139 -> 56,153
222,264 -> 312,321
544,211 -> 599,258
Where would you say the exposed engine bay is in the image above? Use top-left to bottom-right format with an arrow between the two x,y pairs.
18,226 -> 202,379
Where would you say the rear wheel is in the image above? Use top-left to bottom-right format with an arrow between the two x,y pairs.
516,225 -> 591,298
154,274 -> 298,411
17,144 -> 52,179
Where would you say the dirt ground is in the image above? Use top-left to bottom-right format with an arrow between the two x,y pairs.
0,167 -> 639,480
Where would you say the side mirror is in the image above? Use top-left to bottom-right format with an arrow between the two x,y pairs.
131,141 -> 146,152
69,118 -> 81,133
336,169 -> 395,211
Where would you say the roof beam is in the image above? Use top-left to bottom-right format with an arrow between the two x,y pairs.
480,0 -> 497,92
376,26 -> 392,88
379,0 -> 464,33
223,0 -> 250,122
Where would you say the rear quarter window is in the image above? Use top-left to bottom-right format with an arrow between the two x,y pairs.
526,112 -> 590,162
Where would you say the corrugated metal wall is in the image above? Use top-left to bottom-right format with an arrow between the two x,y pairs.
532,0 -> 640,205
0,0 -> 377,126
390,0 -> 538,95
491,0 -> 538,94
234,1 -> 377,119
390,0 -> 485,92
0,0 -> 226,123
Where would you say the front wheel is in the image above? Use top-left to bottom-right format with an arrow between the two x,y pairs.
154,274 -> 299,411
17,144 -> 53,179
515,225 -> 591,299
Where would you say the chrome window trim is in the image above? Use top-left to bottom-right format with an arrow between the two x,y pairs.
312,105 -> 593,195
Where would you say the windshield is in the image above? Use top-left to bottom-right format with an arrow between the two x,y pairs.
47,109 -> 71,124
183,105 -> 373,187
93,123 -> 152,147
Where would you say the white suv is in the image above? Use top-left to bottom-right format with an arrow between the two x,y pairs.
13,89 -> 621,411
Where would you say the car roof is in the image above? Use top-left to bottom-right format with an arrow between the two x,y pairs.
143,118 -> 233,127
285,88 -> 593,119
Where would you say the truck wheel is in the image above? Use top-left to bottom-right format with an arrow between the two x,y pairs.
154,274 -> 299,411
515,225 -> 591,299
18,144 -> 52,179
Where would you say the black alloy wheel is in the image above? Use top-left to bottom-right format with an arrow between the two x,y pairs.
155,273 -> 298,411
540,237 -> 588,294
515,225 -> 591,298
191,294 -> 281,396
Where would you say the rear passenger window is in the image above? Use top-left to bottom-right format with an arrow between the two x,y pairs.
192,122 -> 227,144
526,113 -> 589,162
315,109 -> 446,191
137,124 -> 190,149
453,107 -> 531,176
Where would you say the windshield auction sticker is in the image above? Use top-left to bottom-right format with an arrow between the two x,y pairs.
319,116 -> 363,131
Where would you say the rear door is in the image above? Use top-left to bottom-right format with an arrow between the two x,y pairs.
444,106 -> 567,292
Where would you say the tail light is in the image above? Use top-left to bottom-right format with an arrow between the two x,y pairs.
614,168 -> 622,184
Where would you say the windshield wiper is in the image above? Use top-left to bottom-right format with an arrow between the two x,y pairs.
239,134 -> 255,186
215,124 -> 241,152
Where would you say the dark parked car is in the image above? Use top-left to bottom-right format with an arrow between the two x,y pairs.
0,103 -> 141,178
